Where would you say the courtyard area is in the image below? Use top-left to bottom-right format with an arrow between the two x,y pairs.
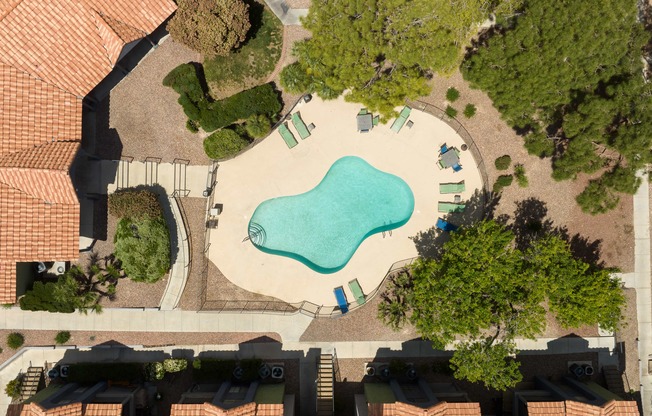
208,96 -> 483,306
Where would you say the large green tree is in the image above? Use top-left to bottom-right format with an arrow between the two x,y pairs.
462,0 -> 652,213
381,220 -> 625,390
283,0 -> 520,118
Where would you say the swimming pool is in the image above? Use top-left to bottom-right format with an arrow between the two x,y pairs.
248,156 -> 414,273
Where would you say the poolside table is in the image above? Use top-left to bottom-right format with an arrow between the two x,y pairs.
357,113 -> 373,132
440,149 -> 460,168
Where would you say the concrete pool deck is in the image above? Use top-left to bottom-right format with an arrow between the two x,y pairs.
208,96 -> 484,306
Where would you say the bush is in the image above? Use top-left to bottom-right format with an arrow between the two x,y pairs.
108,189 -> 162,220
145,362 -> 165,381
7,333 -> 24,349
186,119 -> 200,133
446,87 -> 460,102
68,363 -> 144,384
19,281 -> 75,313
280,62 -> 312,94
463,103 -> 476,118
245,114 -> 271,139
576,180 -> 620,215
200,83 -> 282,132
494,155 -> 512,170
167,0 -> 250,58
163,63 -> 206,105
193,359 -> 236,382
114,217 -> 171,283
203,129 -> 251,160
514,164 -> 528,187
163,358 -> 188,373
445,105 -> 458,118
5,376 -> 21,399
55,331 -> 71,345
493,175 -> 513,193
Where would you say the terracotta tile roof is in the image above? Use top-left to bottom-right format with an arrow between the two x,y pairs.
367,401 -> 481,416
0,141 -> 80,175
527,400 -> 640,415
0,0 -> 176,96
0,63 -> 82,154
12,403 -> 83,416
170,402 -> 282,416
83,404 -> 123,416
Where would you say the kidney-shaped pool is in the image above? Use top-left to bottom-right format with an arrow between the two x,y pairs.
247,156 -> 414,273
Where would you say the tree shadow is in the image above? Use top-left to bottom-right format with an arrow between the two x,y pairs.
242,0 -> 266,45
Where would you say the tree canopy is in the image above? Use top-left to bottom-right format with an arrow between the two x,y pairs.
167,0 -> 250,57
381,220 -> 625,390
462,0 -> 651,213
283,0 -> 521,118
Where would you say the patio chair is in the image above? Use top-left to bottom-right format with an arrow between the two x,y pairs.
348,278 -> 366,306
334,286 -> 349,314
452,163 -> 463,172
440,143 -> 448,154
373,115 -> 379,126
438,202 -> 466,213
292,112 -> 311,140
278,123 -> 298,148
439,181 -> 465,194
436,218 -> 459,232
437,160 -> 445,170
358,108 -> 368,116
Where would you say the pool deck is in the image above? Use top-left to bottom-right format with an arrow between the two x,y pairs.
208,96 -> 483,306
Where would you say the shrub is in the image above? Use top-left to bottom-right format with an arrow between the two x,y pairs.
163,63 -> 206,105
493,175 -> 513,193
514,164 -> 528,187
200,83 -> 282,132
114,217 -> 170,283
55,331 -> 71,345
280,62 -> 312,94
494,155 -> 512,170
245,114 -> 271,139
463,103 -> 476,118
108,189 -> 162,220
163,358 -> 188,373
68,363 -> 144,384
5,376 -> 21,399
445,105 -> 458,118
446,87 -> 460,102
19,281 -> 75,313
186,119 -> 200,133
576,180 -> 620,215
7,333 -> 24,349
145,362 -> 165,381
203,129 -> 251,160
167,0 -> 250,58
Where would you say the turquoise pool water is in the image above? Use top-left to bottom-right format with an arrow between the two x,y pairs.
248,156 -> 414,273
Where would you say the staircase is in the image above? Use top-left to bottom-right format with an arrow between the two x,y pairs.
20,367 -> 43,401
603,365 -> 627,397
316,354 -> 334,416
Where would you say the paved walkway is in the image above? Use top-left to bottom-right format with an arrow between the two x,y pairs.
262,0 -> 308,25
627,170 -> 652,415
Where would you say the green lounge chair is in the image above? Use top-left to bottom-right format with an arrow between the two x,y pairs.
292,112 -> 311,140
390,106 -> 412,133
348,278 -> 366,306
278,123 -> 298,148
437,160 -> 445,170
438,202 -> 466,213
358,108 -> 368,115
439,181 -> 465,194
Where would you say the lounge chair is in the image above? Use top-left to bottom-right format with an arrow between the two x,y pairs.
334,286 -> 349,314
436,218 -> 459,232
348,279 -> 366,306
439,181 -> 465,194
437,160 -> 445,170
292,112 -> 311,140
438,202 -> 466,213
278,123 -> 298,148
452,163 -> 463,172
390,106 -> 412,133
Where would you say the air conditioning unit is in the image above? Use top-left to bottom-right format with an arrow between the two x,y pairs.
271,365 -> 284,380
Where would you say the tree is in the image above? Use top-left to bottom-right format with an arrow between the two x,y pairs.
382,220 -> 625,389
462,0 -> 652,212
167,0 -> 250,57
284,0 -> 518,118
245,114 -> 271,139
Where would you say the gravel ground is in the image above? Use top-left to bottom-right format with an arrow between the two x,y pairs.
99,39 -> 210,165
423,71 -> 634,272
334,352 -> 600,415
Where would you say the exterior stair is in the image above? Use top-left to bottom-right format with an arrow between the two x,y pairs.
316,353 -> 334,416
20,367 -> 43,401
602,365 -> 627,397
